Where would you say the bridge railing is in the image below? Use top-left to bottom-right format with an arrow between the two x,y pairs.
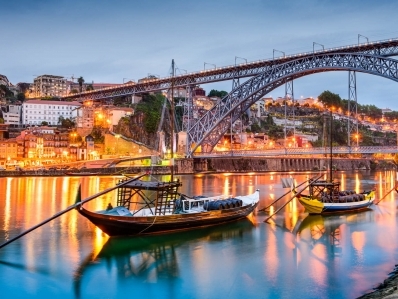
192,145 -> 398,157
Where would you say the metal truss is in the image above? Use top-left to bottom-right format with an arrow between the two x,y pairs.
181,85 -> 194,132
347,71 -> 358,146
187,53 -> 398,155
193,145 -> 398,158
284,79 -> 295,146
63,38 -> 398,102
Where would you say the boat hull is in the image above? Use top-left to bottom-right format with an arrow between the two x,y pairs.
298,191 -> 375,215
78,202 -> 258,237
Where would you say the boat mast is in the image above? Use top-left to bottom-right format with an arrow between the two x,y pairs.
170,59 -> 175,181
329,108 -> 333,182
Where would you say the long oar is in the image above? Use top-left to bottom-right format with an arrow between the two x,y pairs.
0,173 -> 147,249
374,185 -> 397,205
259,174 -> 323,212
263,177 -> 320,223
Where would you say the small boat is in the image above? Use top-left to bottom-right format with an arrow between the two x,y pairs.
297,179 -> 375,214
76,176 -> 260,236
296,109 -> 375,214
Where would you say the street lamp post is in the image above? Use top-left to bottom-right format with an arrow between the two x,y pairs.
115,134 -> 120,155
204,62 -> 216,70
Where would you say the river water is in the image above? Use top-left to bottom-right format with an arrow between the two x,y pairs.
0,170 -> 397,299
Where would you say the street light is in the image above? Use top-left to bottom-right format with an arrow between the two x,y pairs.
355,134 -> 359,146
115,134 -> 120,154
313,42 -> 324,53
358,34 -> 369,45
273,49 -> 285,60
204,62 -> 216,70
235,56 -> 247,65
175,68 -> 187,75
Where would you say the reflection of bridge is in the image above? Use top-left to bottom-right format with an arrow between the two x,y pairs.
64,38 -> 398,157
194,145 -> 398,158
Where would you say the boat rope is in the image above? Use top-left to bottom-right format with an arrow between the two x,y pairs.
259,174 -> 322,212
263,175 -> 322,223
374,186 -> 396,205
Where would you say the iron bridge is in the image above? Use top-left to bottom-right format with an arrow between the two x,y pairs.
193,145 -> 398,158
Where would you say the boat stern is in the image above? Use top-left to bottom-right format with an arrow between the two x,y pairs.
297,195 -> 324,214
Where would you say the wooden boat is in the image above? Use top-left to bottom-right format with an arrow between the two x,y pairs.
297,179 -> 375,214
76,177 -> 260,237
296,109 -> 375,214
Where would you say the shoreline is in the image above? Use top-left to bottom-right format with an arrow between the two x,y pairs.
358,265 -> 398,298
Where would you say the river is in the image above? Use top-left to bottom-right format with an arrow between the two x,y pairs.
0,170 -> 397,299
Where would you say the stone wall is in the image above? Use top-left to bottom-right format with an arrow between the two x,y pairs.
190,157 -> 396,173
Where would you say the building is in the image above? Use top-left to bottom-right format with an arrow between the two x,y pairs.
22,100 -> 81,126
2,105 -> 21,125
0,137 -> 19,169
32,75 -> 68,98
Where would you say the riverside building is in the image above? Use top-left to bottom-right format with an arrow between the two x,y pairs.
22,100 -> 81,126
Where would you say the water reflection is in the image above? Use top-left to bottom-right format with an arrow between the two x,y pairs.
0,171 -> 397,298
73,220 -> 255,299
294,210 -> 373,252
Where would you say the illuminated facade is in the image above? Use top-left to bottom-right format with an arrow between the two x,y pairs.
22,100 -> 81,126
32,75 -> 68,97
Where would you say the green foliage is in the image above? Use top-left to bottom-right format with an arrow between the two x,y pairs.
86,84 -> 94,91
113,96 -> 129,107
58,116 -> 75,128
384,111 -> 398,121
17,93 -> 25,102
318,90 -> 342,108
208,89 -> 228,98
78,77 -> 85,93
0,118 -> 4,124
136,93 -> 165,133
251,123 -> 262,133
91,126 -> 105,143
70,89 -> 79,94
41,121 -> 49,126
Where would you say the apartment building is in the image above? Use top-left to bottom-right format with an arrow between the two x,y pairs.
32,75 -> 68,97
22,100 -> 81,126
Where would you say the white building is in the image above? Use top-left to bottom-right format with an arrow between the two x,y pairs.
22,100 -> 82,126
2,105 -> 21,125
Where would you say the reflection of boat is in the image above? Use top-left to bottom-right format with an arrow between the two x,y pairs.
294,211 -> 372,255
76,177 -> 259,236
297,179 -> 375,214
73,220 -> 255,297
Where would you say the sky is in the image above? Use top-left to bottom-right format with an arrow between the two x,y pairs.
2,0 -> 398,109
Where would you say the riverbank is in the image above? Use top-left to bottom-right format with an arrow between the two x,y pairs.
0,156 -> 396,177
358,265 -> 398,298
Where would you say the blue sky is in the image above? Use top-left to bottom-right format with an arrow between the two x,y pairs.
2,0 -> 398,109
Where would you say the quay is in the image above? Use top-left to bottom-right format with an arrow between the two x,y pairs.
0,156 -> 395,177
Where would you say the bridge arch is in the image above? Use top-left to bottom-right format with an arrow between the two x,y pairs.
187,53 -> 398,155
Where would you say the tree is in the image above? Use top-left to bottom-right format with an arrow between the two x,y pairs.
208,89 -> 228,98
41,121 -> 49,126
318,90 -> 342,109
58,116 -> 75,128
78,76 -> 85,93
70,89 -> 79,94
86,84 -> 94,91
17,93 -> 25,102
